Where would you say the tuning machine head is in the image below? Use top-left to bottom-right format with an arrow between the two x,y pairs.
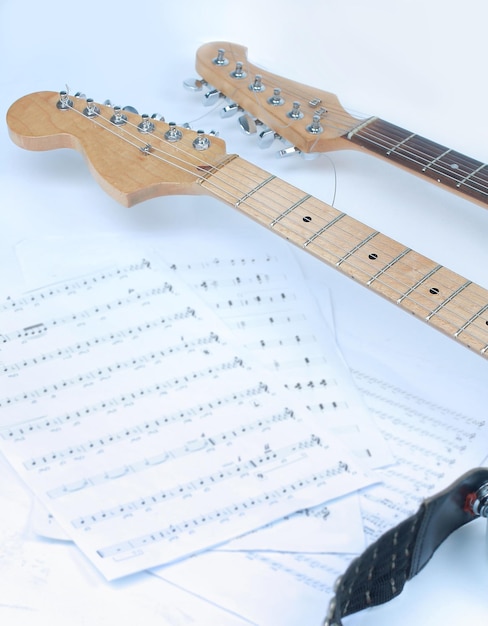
183,77 -> 207,92
220,102 -> 241,118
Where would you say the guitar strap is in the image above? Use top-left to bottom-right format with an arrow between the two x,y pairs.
323,468 -> 488,625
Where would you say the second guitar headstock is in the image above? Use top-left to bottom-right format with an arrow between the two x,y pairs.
189,41 -> 367,157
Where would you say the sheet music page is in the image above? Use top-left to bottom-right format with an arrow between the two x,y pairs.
16,232 -> 393,469
0,258 -> 373,580
153,367 -> 488,626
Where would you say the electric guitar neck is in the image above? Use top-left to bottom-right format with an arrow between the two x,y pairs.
193,42 -> 488,208
7,90 -> 488,358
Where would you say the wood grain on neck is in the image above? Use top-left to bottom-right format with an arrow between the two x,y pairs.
200,156 -> 488,357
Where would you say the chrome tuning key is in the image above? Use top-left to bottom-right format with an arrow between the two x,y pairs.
183,77 -> 207,92
83,98 -> 100,117
212,48 -> 229,66
164,122 -> 183,142
306,114 -> 323,134
267,88 -> 284,106
249,75 -> 265,92
56,90 -> 73,110
110,106 -> 128,126
138,114 -> 155,133
238,113 -> 259,135
220,102 -> 240,118
192,130 -> 211,151
202,87 -> 222,106
258,127 -> 280,149
287,101 -> 304,120
230,61 -> 247,79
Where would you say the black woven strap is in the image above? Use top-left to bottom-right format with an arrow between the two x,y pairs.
323,467 -> 488,626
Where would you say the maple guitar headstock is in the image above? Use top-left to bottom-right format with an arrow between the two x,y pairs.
193,41 -> 366,156
6,90 -> 229,207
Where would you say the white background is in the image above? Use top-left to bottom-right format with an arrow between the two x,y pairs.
1,1 -> 488,624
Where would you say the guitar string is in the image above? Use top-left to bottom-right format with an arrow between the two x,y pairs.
103,107 -> 488,338
69,102 -> 488,348
225,70 -> 488,195
65,102 -> 488,350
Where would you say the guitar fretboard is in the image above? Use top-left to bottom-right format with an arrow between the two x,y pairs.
347,118 -> 488,206
202,156 -> 488,357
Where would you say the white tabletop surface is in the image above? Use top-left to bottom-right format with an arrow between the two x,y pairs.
1,1 -> 488,624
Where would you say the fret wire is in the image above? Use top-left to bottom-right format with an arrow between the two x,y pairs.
397,265 -> 443,303
386,132 -> 416,156
230,179 -> 488,346
270,194 -> 311,226
366,248 -> 412,286
303,212 -> 347,247
336,230 -> 379,266
425,281 -> 473,320
455,303 -> 488,338
196,156 -> 486,338
240,77 -> 488,196
235,175 -> 276,207
66,102 -> 488,353
456,163 -> 487,187
351,123 -> 488,197
358,130 -> 488,191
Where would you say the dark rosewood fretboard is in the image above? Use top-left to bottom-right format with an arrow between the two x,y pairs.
348,117 -> 488,206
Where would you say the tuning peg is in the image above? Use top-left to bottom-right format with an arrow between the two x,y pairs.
137,114 -> 155,133
103,99 -> 113,107
230,61 -> 247,79
220,102 -> 241,118
287,101 -> 304,120
258,127 -> 280,149
267,88 -> 284,106
151,113 -> 165,121
249,75 -> 265,92
202,88 -> 223,106
74,91 -> 86,99
212,48 -> 229,66
192,130 -> 211,151
183,77 -> 207,92
306,114 -> 324,134
277,146 -> 302,158
276,146 -> 320,160
122,105 -> 138,114
238,114 -> 258,134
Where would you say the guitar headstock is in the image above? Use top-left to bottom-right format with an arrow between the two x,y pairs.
194,41 -> 365,155
7,90 -> 229,207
